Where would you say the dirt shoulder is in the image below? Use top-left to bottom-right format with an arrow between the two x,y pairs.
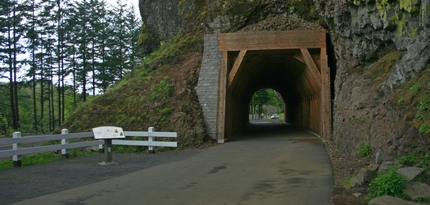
325,141 -> 371,205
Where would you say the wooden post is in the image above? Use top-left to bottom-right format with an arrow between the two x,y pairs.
61,129 -> 69,158
217,51 -> 228,143
104,139 -> 113,162
321,46 -> 331,140
12,132 -> 21,167
148,127 -> 155,154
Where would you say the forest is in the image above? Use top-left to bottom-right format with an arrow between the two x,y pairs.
0,0 -> 141,136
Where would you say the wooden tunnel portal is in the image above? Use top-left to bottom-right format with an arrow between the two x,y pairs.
216,30 -> 331,142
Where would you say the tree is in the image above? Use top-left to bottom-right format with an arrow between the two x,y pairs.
0,0 -> 145,134
70,0 -> 92,102
250,89 -> 282,118
0,0 -> 31,130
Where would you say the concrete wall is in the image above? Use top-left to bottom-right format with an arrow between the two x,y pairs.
196,34 -> 222,138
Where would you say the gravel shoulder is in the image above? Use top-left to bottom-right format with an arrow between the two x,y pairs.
0,150 -> 201,205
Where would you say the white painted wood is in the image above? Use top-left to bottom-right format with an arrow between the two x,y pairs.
0,127 -> 178,159
12,132 -> 21,162
93,126 -> 126,139
0,141 -> 104,158
61,129 -> 69,156
112,140 -> 177,147
0,132 -> 94,145
123,131 -> 177,137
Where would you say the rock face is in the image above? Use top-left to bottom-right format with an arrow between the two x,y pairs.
397,167 -> 424,181
139,0 -> 185,40
403,182 -> 430,200
315,0 -> 430,156
138,0 -> 430,156
369,195 -> 421,205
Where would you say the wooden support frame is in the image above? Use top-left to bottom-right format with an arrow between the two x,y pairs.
320,47 -> 331,140
228,50 -> 248,90
217,30 -> 331,141
217,51 -> 228,143
300,48 -> 321,89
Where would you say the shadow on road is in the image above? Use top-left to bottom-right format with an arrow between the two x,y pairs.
236,120 -> 318,140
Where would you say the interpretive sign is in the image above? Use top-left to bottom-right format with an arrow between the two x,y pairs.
92,126 -> 125,139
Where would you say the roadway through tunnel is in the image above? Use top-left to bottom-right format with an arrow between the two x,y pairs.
8,119 -> 333,205
216,30 -> 331,142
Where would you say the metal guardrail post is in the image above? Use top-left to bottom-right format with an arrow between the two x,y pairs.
61,129 -> 69,158
148,127 -> 155,154
13,132 -> 22,167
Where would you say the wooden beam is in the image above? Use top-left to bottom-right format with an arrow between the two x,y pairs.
217,51 -> 228,143
228,50 -> 247,90
219,30 -> 326,51
320,47 -> 331,140
300,48 -> 321,89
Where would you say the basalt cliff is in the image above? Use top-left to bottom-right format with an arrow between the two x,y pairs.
137,0 -> 430,157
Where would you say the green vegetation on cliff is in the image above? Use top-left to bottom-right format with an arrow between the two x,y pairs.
394,66 -> 430,138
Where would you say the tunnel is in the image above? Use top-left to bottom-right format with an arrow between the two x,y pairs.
216,30 -> 331,142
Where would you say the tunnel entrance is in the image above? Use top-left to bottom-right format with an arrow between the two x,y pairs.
248,89 -> 284,121
216,30 -> 331,142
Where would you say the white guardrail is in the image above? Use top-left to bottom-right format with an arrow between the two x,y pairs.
0,127 -> 177,167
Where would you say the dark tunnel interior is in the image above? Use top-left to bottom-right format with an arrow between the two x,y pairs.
225,49 -> 323,139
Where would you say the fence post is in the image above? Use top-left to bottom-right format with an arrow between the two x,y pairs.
61,129 -> 69,158
13,132 -> 22,167
148,127 -> 155,154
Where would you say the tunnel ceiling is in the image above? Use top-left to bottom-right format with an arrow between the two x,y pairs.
229,49 -> 322,102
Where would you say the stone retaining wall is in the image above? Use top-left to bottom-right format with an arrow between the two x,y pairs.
196,34 -> 222,138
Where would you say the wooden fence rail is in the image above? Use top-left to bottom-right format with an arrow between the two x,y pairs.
0,127 -> 177,167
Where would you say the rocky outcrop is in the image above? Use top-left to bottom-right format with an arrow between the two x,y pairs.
403,182 -> 430,200
397,167 -> 424,181
349,159 -> 429,204
139,0 -> 185,40
369,195 -> 421,205
314,0 -> 430,156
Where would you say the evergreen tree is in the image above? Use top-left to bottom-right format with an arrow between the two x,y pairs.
70,0 -> 92,102
0,0 -> 32,130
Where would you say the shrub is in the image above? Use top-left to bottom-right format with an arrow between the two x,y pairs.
366,168 -> 408,200
398,155 -> 418,166
356,141 -> 371,157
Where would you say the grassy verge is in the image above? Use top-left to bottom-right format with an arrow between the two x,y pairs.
0,149 -> 97,170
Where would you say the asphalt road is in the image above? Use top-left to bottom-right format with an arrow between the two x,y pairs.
11,121 -> 333,205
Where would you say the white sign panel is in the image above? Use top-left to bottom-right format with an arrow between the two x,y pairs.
93,126 -> 126,139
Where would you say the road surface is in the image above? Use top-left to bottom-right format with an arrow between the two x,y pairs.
11,121 -> 333,205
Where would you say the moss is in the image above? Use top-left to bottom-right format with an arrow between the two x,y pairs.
363,51 -> 401,83
399,0 -> 420,14
393,65 -> 430,138
395,12 -> 408,37
141,31 -> 202,69
421,0 -> 430,26
353,0 -> 362,6
284,0 -> 319,20
376,0 -> 392,22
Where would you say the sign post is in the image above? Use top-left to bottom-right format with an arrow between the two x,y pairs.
104,139 -> 113,162
92,126 -> 125,164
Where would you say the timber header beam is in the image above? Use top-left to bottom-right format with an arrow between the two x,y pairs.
218,30 -> 326,51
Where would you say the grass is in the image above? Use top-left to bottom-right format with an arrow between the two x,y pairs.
0,152 -> 62,170
356,141 -> 371,157
366,167 -> 408,201
0,149 -> 97,170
